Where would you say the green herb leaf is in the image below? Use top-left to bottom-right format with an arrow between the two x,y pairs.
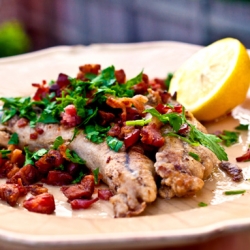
32,148 -> 48,161
188,152 -> 200,161
224,190 -> 246,195
106,136 -> 123,152
24,147 -> 34,166
235,124 -> 249,130
0,149 -> 11,159
189,124 -> 228,161
65,149 -> 86,164
93,167 -> 99,185
198,202 -> 208,207
72,171 -> 85,184
53,136 -> 64,149
125,118 -> 151,126
8,132 -> 19,145
219,130 -> 239,147
144,108 -> 183,132
164,72 -> 173,91
85,124 -> 109,144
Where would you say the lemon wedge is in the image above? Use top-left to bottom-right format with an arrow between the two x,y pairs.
169,38 -> 250,121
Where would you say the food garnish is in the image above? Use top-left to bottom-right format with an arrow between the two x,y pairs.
224,190 -> 246,195
169,38 -> 250,121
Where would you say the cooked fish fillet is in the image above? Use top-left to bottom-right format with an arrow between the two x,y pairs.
155,135 -> 219,199
0,117 -> 157,217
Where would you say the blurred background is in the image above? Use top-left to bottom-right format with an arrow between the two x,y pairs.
1,0 -> 250,57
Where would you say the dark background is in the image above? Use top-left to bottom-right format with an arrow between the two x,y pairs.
1,0 -> 250,56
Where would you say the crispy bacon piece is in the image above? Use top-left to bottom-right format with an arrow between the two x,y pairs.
60,104 -> 82,128
7,165 -> 40,185
141,123 -> 165,147
61,175 -> 95,200
23,193 -> 55,214
77,64 -> 101,80
35,149 -> 63,173
106,95 -> 148,121
32,80 -> 49,101
27,184 -> 48,196
108,123 -> 122,138
124,129 -> 141,148
17,118 -> 29,128
219,161 -> 244,182
0,183 -> 26,206
98,110 -> 115,125
98,189 -> 113,200
115,69 -> 126,84
45,170 -> 73,186
236,148 -> 250,162
56,73 -> 71,88
70,197 -> 99,210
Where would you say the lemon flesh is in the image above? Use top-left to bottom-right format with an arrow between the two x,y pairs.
169,38 -> 250,121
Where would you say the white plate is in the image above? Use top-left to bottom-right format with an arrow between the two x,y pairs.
0,41 -> 250,250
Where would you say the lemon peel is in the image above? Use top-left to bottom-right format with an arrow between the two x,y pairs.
169,38 -> 250,121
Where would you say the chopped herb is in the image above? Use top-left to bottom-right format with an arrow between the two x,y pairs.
0,149 -> 11,159
224,190 -> 246,195
165,72 -> 173,91
8,132 -> 19,145
65,149 -> 86,164
85,124 -> 109,144
32,149 -> 48,160
52,136 -> 64,149
70,128 -> 80,142
144,108 -> 183,132
93,167 -> 99,185
198,202 -> 208,207
106,136 -> 123,152
218,130 -> 239,147
55,164 -> 65,171
188,152 -> 200,161
235,124 -> 249,130
125,118 -> 151,126
72,171 -> 85,184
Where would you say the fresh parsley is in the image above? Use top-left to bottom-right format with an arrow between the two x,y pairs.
65,149 -> 85,164
52,136 -> 64,149
218,130 -> 239,147
0,149 -> 11,159
8,132 -> 19,145
24,147 -> 47,166
188,152 -> 200,161
93,167 -> 99,185
106,136 -> 123,152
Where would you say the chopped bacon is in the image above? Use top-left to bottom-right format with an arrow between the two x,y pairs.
98,110 -> 115,125
108,123 -> 122,138
35,150 -> 63,173
124,129 -> 141,148
115,69 -> 126,84
30,132 -> 38,140
141,123 -> 165,147
219,161 -> 244,182
236,148 -> 250,162
149,78 -> 166,91
23,193 -> 55,214
155,103 -> 172,114
7,165 -> 40,186
0,183 -> 26,206
60,104 -> 82,128
66,162 -> 81,177
27,184 -> 48,196
77,64 -> 101,80
56,73 -> 71,88
17,118 -> 29,128
0,160 -> 14,178
70,197 -> 99,210
126,107 -> 142,121
35,127 -> 44,135
159,90 -> 171,103
98,189 -> 113,200
45,170 -> 73,186
32,80 -> 49,101
106,95 -> 148,121
61,175 -> 94,200
178,124 -> 190,136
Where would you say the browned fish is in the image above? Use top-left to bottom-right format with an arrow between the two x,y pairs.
0,117 -> 157,217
